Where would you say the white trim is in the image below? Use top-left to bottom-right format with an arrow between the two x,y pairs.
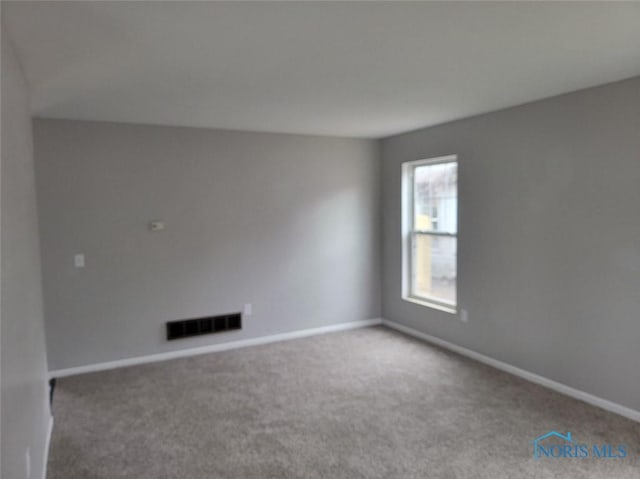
402,296 -> 457,314
42,415 -> 54,479
49,319 -> 382,378
382,319 -> 640,423
407,154 -> 458,168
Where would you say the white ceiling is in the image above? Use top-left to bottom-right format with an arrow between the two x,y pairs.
4,1 -> 640,138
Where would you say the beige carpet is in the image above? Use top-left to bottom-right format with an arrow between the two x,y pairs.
48,326 -> 640,478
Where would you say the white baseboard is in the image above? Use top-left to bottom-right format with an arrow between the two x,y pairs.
382,319 -> 640,423
49,318 -> 383,379
42,415 -> 54,479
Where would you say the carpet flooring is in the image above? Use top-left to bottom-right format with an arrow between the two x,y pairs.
48,326 -> 640,478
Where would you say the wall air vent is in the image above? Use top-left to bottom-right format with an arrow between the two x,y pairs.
166,313 -> 242,340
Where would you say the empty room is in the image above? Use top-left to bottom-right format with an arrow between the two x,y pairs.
2,1 -> 639,478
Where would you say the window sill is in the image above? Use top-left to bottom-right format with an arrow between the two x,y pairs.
402,296 -> 458,315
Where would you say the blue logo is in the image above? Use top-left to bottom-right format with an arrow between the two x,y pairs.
531,431 -> 627,459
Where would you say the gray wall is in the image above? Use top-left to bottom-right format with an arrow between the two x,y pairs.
381,77 -> 640,411
1,28 -> 51,479
34,120 -> 380,370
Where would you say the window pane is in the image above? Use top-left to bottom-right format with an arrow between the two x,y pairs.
414,162 -> 457,233
412,233 -> 457,305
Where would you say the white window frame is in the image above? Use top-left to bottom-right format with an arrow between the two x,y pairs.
401,155 -> 458,314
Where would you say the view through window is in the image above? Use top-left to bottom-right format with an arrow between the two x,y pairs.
407,157 -> 458,308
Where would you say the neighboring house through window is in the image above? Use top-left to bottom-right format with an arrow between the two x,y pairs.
402,155 -> 458,312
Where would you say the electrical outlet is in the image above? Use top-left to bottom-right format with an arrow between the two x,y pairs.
74,254 -> 85,268
460,309 -> 469,323
244,303 -> 252,316
149,221 -> 165,231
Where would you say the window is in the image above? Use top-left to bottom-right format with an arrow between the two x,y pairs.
402,156 -> 458,312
